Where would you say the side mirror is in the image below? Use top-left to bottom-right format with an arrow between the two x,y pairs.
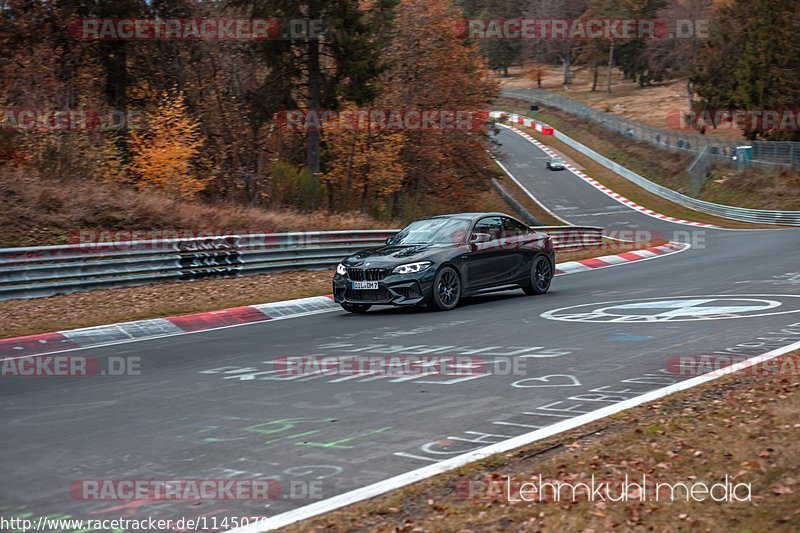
470,232 -> 491,244
385,237 -> 394,245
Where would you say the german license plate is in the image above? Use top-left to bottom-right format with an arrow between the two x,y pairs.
352,281 -> 378,290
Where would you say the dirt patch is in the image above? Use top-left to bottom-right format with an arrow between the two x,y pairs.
497,66 -> 744,142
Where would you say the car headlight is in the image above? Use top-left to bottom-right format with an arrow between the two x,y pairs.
392,261 -> 433,275
336,263 -> 347,276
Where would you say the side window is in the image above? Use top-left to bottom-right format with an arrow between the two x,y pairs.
474,217 -> 504,240
502,217 -> 528,237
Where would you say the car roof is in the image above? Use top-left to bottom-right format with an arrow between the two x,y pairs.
421,212 -> 516,222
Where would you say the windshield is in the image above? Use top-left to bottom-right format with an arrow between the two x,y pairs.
389,218 -> 471,245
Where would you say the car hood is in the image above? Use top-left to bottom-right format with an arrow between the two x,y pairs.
344,244 -> 454,266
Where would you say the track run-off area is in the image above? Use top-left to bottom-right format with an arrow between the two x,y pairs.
2,125 -> 799,531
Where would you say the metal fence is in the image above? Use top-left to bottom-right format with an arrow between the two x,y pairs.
502,88 -> 800,171
687,145 -> 713,197
0,226 -> 604,300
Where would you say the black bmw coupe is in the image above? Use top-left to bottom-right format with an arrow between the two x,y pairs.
333,213 -> 555,313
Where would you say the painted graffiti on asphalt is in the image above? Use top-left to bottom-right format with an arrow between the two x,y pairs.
541,295 -> 800,323
395,321 -> 800,463
199,343 -> 574,385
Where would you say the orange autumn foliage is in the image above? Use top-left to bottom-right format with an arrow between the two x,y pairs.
130,91 -> 209,198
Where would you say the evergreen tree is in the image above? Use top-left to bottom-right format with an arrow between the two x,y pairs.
692,0 -> 800,140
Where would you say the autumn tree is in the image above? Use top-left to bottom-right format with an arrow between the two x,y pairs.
322,0 -> 498,217
322,116 -> 406,214
234,0 -> 395,208
526,64 -> 547,88
130,91 -> 208,198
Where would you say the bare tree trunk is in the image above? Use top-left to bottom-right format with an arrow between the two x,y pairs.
360,180 -> 368,214
606,41 -> 615,94
342,138 -> 356,210
562,43 -> 572,85
687,29 -> 698,110
591,63 -> 599,92
306,37 -> 322,209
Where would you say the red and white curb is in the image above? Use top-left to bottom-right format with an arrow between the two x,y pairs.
554,241 -> 688,275
499,123 -> 716,228
0,243 -> 689,360
0,296 -> 339,360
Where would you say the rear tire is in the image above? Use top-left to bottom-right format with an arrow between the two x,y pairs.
428,266 -> 461,311
523,255 -> 553,295
341,303 -> 371,313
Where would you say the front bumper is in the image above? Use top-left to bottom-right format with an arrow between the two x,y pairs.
333,269 -> 436,306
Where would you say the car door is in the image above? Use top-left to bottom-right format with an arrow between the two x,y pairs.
465,216 -> 516,289
501,216 -> 532,282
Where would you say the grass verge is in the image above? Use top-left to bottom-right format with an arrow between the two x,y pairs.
0,240 -> 665,339
285,348 -> 800,531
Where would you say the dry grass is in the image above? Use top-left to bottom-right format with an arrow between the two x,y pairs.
0,164 -> 571,249
0,167 -> 387,247
285,349 -> 800,532
0,239 -> 657,338
0,269 -> 335,338
700,168 -> 800,211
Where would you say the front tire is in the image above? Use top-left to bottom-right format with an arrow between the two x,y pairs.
428,266 -> 462,311
523,255 -> 553,295
341,303 -> 371,313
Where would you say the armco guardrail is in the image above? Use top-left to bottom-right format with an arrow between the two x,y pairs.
0,231 -> 396,301
498,112 -> 800,226
540,226 -> 603,250
550,127 -> 800,225
0,226 -> 604,300
502,88 -> 800,171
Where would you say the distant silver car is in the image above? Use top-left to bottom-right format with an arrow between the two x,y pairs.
546,158 -> 566,170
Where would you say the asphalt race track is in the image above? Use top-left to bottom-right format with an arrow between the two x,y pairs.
2,126 -> 800,529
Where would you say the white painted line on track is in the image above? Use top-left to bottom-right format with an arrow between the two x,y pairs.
493,157 -> 571,225
228,338 -> 800,532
